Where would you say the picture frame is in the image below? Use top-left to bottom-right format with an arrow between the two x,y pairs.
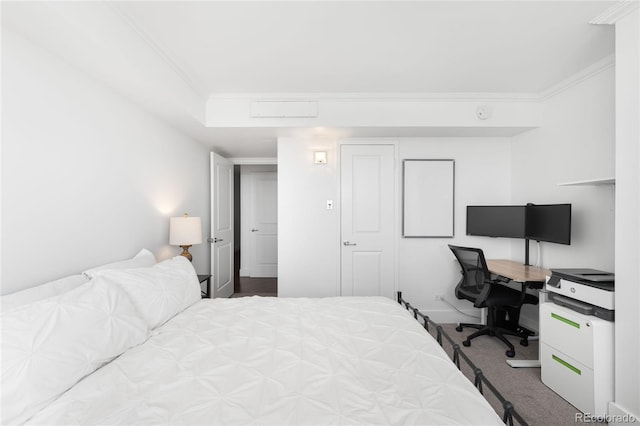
402,159 -> 455,238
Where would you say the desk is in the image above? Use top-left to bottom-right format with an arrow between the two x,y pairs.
486,259 -> 550,368
486,259 -> 549,286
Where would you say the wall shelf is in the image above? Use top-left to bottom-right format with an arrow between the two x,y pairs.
557,177 -> 615,187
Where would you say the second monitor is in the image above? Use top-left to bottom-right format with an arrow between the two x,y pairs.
466,203 -> 571,245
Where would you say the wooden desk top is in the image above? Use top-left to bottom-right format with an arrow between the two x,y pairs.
486,259 -> 550,283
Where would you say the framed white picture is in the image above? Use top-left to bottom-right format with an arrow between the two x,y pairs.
402,159 -> 455,238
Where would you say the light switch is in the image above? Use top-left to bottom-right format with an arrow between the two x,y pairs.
326,200 -> 333,210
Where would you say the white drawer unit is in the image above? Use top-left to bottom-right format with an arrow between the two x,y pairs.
539,302 -> 614,416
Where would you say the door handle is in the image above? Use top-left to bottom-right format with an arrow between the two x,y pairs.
208,237 -> 224,243
343,240 -> 357,246
251,229 -> 260,232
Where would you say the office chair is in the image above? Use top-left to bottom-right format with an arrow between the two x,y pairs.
448,245 -> 538,357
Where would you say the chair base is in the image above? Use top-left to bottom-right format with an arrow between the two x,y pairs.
456,309 -> 530,358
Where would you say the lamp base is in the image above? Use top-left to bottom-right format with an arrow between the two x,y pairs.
179,245 -> 193,262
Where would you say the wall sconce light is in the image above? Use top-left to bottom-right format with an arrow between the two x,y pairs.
314,151 -> 328,164
169,213 -> 202,262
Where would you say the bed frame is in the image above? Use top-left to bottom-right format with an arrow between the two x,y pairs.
396,291 -> 528,426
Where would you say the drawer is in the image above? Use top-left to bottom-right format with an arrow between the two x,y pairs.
540,303 -> 594,367
541,343 -> 595,414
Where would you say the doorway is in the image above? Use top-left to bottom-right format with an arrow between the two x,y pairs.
233,164 -> 278,297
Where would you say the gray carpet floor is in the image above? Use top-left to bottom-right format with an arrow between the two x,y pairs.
431,323 -> 605,426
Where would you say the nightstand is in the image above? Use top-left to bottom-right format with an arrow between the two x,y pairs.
198,274 -> 212,298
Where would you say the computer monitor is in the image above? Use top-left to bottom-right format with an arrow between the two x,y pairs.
466,205 -> 527,239
526,203 -> 571,245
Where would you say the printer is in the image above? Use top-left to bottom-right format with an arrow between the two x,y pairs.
546,268 -> 614,321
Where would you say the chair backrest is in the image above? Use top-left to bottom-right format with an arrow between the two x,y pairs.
448,245 -> 492,303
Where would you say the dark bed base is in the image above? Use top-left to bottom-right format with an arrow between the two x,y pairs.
396,291 -> 528,426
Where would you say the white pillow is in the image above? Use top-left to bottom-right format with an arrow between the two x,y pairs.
98,255 -> 201,329
1,279 -> 149,425
82,248 -> 156,279
1,274 -> 89,312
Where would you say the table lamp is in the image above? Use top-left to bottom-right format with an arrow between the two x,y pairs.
169,213 -> 202,262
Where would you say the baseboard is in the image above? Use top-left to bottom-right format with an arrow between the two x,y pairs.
607,402 -> 639,425
239,268 -> 250,277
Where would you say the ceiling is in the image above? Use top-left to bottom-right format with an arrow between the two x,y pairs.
2,1 -> 618,157
117,1 -> 615,95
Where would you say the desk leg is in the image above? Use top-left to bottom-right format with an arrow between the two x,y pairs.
506,334 -> 540,367
506,290 -> 547,369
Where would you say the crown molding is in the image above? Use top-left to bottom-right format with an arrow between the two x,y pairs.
589,1 -> 640,25
538,54 -> 615,100
108,3 -> 207,100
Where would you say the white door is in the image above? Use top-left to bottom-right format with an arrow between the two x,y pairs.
249,172 -> 278,277
210,152 -> 234,298
340,144 -> 396,298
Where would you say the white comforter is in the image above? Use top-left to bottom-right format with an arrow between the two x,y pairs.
27,296 -> 503,425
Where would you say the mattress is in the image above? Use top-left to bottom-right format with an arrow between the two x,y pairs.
27,296 -> 503,425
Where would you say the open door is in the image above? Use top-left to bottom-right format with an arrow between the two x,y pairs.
210,152 -> 234,298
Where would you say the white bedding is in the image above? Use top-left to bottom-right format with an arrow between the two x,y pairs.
27,296 -> 502,425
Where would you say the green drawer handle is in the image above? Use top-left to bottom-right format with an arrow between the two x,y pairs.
551,313 -> 580,329
552,354 -> 582,375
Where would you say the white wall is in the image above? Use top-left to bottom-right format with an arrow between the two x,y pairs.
1,29 -> 211,294
278,135 -> 515,322
611,8 -> 640,422
398,138 -> 514,321
510,66 -> 615,268
278,137 -> 339,298
510,66 -> 616,330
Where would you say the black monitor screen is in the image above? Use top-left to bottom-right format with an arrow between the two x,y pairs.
466,205 -> 527,239
526,204 -> 571,245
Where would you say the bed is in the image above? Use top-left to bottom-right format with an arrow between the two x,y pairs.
2,251 -> 505,425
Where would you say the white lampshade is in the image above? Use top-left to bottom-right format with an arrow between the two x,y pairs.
169,214 -> 202,246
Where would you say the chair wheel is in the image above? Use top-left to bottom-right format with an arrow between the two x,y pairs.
456,325 -> 463,332
462,340 -> 471,347
520,339 -> 529,347
506,350 -> 515,358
